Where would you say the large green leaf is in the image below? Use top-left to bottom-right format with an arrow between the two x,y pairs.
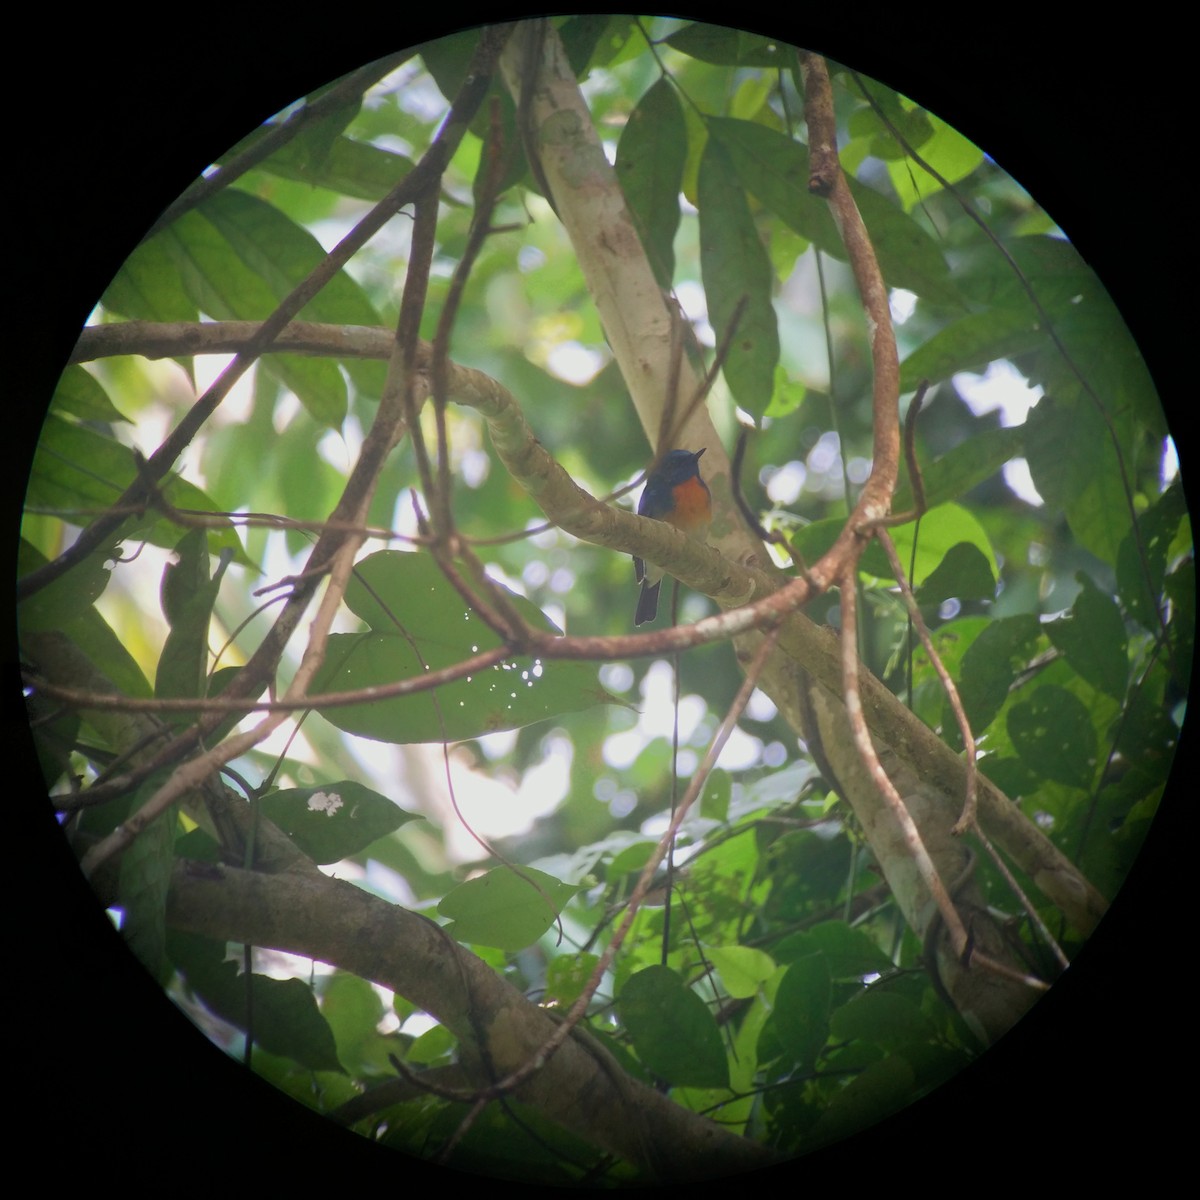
706,117 -> 957,305
118,799 -> 178,985
706,944 -> 777,999
168,932 -> 342,1072
900,308 -> 1045,390
1117,482 -> 1188,631
1045,573 -> 1129,700
770,952 -> 831,1072
698,136 -> 779,414
16,535 -> 115,634
311,551 -> 611,743
438,866 -> 578,950
104,188 -> 386,423
25,413 -> 246,562
51,364 -> 130,423
155,528 -> 231,707
618,965 -> 729,1087
1025,395 -> 1133,565
793,503 -> 997,589
259,132 -> 416,202
891,424 -> 1026,514
829,989 -> 936,1050
947,613 -> 1042,746
616,77 -> 687,289
1007,684 -> 1099,790
664,22 -> 789,67
258,780 -> 418,864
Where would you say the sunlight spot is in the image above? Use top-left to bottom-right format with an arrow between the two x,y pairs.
599,662 -> 632,694
547,341 -> 607,385
716,726 -> 762,771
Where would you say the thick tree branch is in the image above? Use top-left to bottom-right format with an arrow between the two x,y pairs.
166,861 -> 779,1179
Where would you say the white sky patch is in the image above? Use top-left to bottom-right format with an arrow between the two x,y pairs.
516,734 -> 572,813
953,361 -> 1045,505
890,288 -> 918,324
635,660 -> 708,741
746,688 -> 778,722
1162,436 -> 1180,486
195,352 -> 257,424
673,279 -> 714,346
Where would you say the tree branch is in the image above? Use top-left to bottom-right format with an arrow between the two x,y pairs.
166,861 -> 779,1179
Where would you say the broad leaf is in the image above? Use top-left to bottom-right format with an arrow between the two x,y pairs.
439,866 -> 577,950
619,965 -> 729,1087
311,551 -> 610,743
259,781 -> 418,864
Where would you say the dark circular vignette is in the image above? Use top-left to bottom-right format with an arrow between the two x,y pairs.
12,13 -> 1189,1186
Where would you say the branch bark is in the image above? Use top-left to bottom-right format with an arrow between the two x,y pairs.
167,861 -> 778,1179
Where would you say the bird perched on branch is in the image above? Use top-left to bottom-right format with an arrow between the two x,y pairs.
633,448 -> 712,626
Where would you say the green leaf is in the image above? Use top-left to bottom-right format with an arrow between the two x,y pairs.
891,424 -> 1026,513
118,802 -> 178,984
706,945 -> 777,999
155,528 -> 231,705
108,188 -> 385,424
948,614 -> 1041,745
771,952 -> 831,1071
698,135 -> 780,414
706,118 -> 838,257
699,768 -> 731,820
261,132 -> 415,202
1007,684 -> 1099,790
168,932 -> 342,1072
258,780 -> 418,864
886,113 -> 984,209
616,77 -> 686,288
794,503 -> 997,588
407,1022 -> 457,1065
900,308 -> 1044,391
916,542 -> 997,605
829,989 -> 936,1049
1025,396 -> 1133,565
25,413 -> 246,562
707,117 -> 956,306
438,867 -> 577,951
618,965 -> 729,1087
318,970 -> 392,1075
16,535 -> 114,633
102,231 -> 199,322
310,551 -> 611,743
51,365 -> 129,423
805,921 -> 895,979
807,1055 -> 915,1151
544,953 -> 600,1007
1045,574 -> 1129,699
665,23 -> 789,67
1117,482 -> 1188,630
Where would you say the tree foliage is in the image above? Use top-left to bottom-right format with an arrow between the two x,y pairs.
18,17 -> 1190,1184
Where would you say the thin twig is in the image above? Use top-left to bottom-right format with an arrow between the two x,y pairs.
874,528 -> 979,833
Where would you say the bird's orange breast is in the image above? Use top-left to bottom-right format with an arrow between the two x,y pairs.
668,476 -> 712,534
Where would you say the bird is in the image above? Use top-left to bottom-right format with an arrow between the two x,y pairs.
633,448 -> 712,626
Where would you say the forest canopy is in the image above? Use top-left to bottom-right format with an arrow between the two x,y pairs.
18,17 -> 1191,1184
